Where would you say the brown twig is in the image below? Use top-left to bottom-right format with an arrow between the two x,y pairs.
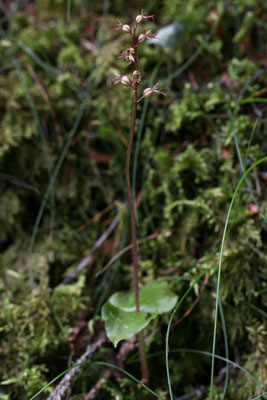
95,229 -> 160,278
47,332 -> 107,400
83,336 -> 138,400
58,217 -> 119,286
78,202 -> 116,232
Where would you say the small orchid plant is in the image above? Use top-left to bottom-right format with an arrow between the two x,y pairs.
102,12 -> 176,383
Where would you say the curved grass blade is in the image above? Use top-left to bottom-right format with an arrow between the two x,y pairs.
210,156 -> 267,399
67,0 -> 71,22
29,360 -> 164,400
92,361 -> 165,400
129,349 -> 265,397
165,270 -> 206,400
218,294 -> 229,400
29,363 -> 85,400
172,350 -> 265,397
251,393 -> 267,400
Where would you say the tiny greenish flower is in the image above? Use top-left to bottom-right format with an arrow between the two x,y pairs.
112,20 -> 131,34
113,74 -> 132,87
137,30 -> 157,44
132,70 -> 142,84
121,75 -> 132,86
128,54 -> 135,64
135,11 -> 154,24
142,88 -> 154,98
119,48 -> 135,64
137,83 -> 166,102
137,33 -> 146,43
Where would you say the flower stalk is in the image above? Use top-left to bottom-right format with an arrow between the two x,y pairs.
112,11 -> 166,383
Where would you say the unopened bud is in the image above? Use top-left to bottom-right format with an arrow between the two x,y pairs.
122,24 -> 131,33
121,75 -> 132,86
136,15 -> 143,24
142,88 -> 154,98
137,33 -> 146,43
137,83 -> 166,102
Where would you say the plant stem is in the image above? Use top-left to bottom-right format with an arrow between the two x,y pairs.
125,95 -> 149,382
125,86 -> 140,312
138,331 -> 149,383
123,23 -> 149,382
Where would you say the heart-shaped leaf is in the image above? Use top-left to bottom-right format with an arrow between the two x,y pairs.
102,302 -> 156,347
102,280 -> 178,347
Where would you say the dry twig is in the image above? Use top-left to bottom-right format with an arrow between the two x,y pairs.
47,332 -> 107,400
58,216 -> 119,286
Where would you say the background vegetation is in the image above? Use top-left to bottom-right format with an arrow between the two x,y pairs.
0,0 -> 266,399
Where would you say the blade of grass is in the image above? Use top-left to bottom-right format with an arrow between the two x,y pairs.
251,393 -> 267,400
210,156 -> 267,399
240,97 -> 267,104
218,294 -> 229,400
165,270 -> 207,400
174,350 -> 265,397
29,360 -> 165,400
67,0 -> 71,22
29,363 -> 85,400
92,362 -> 164,399
128,349 -> 265,397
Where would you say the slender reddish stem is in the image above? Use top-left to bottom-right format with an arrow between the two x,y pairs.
124,23 -> 149,382
125,23 -> 140,312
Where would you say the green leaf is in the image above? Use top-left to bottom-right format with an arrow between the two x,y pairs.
102,302 -> 156,347
109,281 -> 178,313
102,281 -> 178,347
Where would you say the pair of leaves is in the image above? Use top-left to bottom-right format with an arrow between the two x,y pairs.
102,280 -> 178,347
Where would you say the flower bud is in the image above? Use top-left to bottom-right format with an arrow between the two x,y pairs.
136,14 -> 143,24
137,33 -> 146,43
142,88 -> 154,98
121,75 -> 132,86
122,24 -> 131,33
137,83 -> 166,102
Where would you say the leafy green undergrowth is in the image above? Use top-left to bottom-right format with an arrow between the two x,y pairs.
0,0 -> 267,399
